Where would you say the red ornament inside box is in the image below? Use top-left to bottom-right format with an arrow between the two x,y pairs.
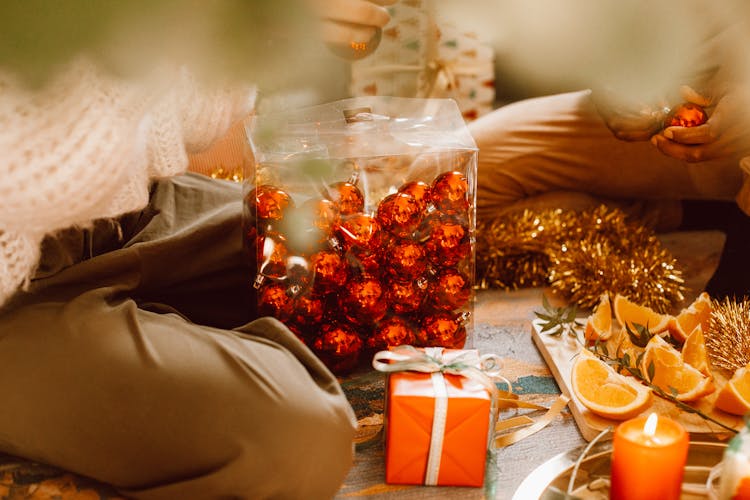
243,155 -> 476,375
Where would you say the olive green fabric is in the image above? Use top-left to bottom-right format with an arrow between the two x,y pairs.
0,173 -> 357,499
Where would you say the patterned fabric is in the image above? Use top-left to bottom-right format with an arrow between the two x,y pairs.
349,0 -> 495,121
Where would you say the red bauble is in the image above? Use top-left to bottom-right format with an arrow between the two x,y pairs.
342,275 -> 388,325
310,251 -> 348,292
664,102 -> 708,128
257,283 -> 293,321
366,317 -> 417,351
257,232 -> 288,280
327,181 -> 365,216
431,171 -> 469,214
376,192 -> 423,238
335,214 -> 383,255
384,278 -> 426,314
290,292 -> 326,328
313,324 -> 363,374
246,185 -> 294,221
385,239 -> 427,280
301,197 -> 339,233
429,268 -> 471,310
347,251 -> 381,277
399,181 -> 432,213
424,218 -> 470,267
418,312 -> 467,348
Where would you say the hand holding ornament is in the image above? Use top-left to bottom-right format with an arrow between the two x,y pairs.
651,85 -> 750,163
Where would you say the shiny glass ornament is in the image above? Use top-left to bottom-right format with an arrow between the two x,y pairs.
663,102 -> 708,128
384,278 -> 427,314
366,316 -> 417,351
385,239 -> 427,280
431,171 -> 469,214
418,312 -> 467,348
310,251 -> 348,292
257,282 -> 293,321
313,324 -> 363,374
327,181 -> 365,216
424,218 -> 470,267
342,275 -> 388,325
246,184 -> 294,222
376,192 -> 423,238
399,181 -> 432,213
335,214 -> 383,255
429,268 -> 471,310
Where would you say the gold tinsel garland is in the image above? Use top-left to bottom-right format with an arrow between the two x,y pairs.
476,205 -> 686,313
706,297 -> 750,371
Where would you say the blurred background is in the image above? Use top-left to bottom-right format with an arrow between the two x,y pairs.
1,0 -> 748,111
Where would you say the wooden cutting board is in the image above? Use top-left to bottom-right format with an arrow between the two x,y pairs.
531,318 -> 744,441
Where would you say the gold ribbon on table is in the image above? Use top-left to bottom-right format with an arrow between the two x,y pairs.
372,345 -> 570,483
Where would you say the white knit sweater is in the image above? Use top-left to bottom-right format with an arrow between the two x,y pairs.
0,59 -> 256,306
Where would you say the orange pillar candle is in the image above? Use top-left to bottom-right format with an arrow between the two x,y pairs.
610,413 -> 689,500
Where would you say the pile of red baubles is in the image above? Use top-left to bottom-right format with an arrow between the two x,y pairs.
244,170 -> 473,374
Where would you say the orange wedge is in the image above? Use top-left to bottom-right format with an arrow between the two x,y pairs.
714,363 -> 750,416
571,349 -> 652,420
681,325 -> 711,376
613,294 -> 670,334
585,293 -> 613,343
642,335 -> 715,402
667,292 -> 712,344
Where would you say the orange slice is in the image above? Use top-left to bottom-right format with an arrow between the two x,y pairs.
642,335 -> 715,402
585,293 -> 613,343
613,294 -> 670,334
667,292 -> 712,344
571,349 -> 652,420
714,363 -> 750,416
681,325 -> 711,376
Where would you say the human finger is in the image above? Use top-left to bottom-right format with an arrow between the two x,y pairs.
312,0 -> 391,28
319,19 -> 379,46
679,85 -> 712,107
662,123 -> 716,145
650,134 -> 717,162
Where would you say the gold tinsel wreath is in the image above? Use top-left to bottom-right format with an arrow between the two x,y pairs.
706,297 -> 750,371
476,205 -> 686,313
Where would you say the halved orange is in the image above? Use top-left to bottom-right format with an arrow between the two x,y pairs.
667,292 -> 712,344
571,349 -> 652,420
585,293 -> 613,343
681,325 -> 711,376
714,363 -> 750,416
613,294 -> 670,334
642,335 -> 715,402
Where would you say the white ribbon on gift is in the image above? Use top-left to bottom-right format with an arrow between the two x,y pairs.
372,345 -> 506,485
353,58 -> 486,99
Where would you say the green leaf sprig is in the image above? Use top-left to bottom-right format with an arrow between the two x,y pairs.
534,295 -> 584,341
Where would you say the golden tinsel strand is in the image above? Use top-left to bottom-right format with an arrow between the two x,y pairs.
706,296 -> 750,371
476,205 -> 686,312
476,209 -> 566,290
210,166 -> 243,183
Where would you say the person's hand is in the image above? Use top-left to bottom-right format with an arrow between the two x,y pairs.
307,0 -> 396,59
651,85 -> 750,163
592,87 -> 670,142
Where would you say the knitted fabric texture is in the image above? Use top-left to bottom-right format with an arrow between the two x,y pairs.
0,59 -> 255,306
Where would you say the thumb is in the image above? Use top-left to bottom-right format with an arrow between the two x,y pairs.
679,85 -> 712,107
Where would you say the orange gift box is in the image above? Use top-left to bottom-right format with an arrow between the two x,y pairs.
383,349 -> 493,487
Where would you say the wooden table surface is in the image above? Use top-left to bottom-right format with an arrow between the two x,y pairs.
336,230 -> 723,499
